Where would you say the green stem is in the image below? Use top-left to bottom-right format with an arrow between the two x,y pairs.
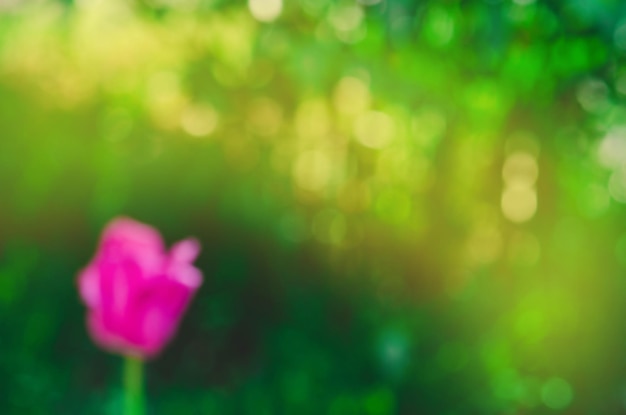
124,356 -> 145,415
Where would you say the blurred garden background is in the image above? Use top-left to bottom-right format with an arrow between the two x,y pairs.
1,0 -> 626,413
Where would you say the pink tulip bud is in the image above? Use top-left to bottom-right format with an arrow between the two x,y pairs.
78,217 -> 203,359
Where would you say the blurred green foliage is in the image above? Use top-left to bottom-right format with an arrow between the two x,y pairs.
2,0 -> 626,413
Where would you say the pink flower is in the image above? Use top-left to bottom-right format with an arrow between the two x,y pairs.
78,217 -> 203,359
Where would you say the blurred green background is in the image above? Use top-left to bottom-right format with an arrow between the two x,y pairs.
1,0 -> 626,413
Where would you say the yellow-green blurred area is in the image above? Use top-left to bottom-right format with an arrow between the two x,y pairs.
1,0 -> 626,413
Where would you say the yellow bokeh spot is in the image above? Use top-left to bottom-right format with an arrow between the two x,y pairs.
180,104 -> 219,138
248,0 -> 283,22
328,4 -> 365,43
501,187 -> 537,223
333,76 -> 370,115
354,111 -> 395,149
328,5 -> 363,32
145,71 -> 187,130
293,150 -> 333,192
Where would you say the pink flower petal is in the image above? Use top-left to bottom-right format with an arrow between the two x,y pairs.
78,217 -> 203,359
78,265 -> 100,308
101,218 -> 165,253
87,311 -> 126,355
99,218 -> 166,277
170,264 -> 203,288
170,238 -> 201,264
123,276 -> 197,356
